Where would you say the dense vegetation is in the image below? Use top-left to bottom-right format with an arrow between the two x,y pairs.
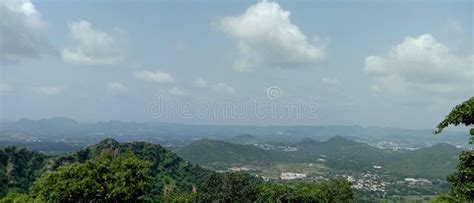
0,147 -> 46,196
178,135 -> 461,180
163,172 -> 353,202
292,136 -> 390,171
52,139 -> 209,194
385,144 -> 461,179
0,139 -> 354,202
177,139 -> 288,168
255,180 -> 353,202
433,97 -> 473,202
33,153 -> 153,202
2,96 -> 471,202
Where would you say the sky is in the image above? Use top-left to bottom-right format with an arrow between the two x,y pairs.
0,0 -> 473,129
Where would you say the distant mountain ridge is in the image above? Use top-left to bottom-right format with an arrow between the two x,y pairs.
1,117 -> 468,138
10,117 -> 78,132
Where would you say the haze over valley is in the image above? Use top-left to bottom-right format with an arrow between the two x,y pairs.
0,0 -> 472,202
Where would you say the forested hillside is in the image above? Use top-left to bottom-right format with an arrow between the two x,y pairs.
52,138 -> 210,193
177,139 -> 288,168
0,139 -> 354,202
179,136 -> 462,180
0,147 -> 47,196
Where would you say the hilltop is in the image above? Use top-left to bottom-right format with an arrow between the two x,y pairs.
0,139 -> 210,196
386,143 -> 462,179
177,139 -> 286,169
0,139 -> 355,202
178,136 -> 461,179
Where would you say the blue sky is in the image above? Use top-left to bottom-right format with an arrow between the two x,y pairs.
0,0 -> 473,128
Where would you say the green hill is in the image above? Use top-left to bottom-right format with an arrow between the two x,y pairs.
53,139 -> 210,193
178,136 -> 461,179
0,139 -> 211,196
177,139 -> 286,169
177,136 -> 385,170
266,136 -> 384,172
0,139 -> 356,202
298,136 -> 385,157
387,143 -> 462,179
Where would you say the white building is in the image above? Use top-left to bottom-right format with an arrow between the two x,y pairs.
280,172 -> 307,180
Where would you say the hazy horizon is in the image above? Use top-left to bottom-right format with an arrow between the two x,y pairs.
1,0 -> 473,129
1,116 -> 472,133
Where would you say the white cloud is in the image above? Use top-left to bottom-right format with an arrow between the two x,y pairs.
33,86 -> 65,96
0,84 -> 11,95
0,0 -> 49,63
321,77 -> 341,86
195,77 -> 208,88
61,20 -> 123,65
212,82 -> 235,94
134,70 -> 175,84
194,77 -> 235,94
218,1 -> 325,71
107,82 -> 128,94
168,86 -> 185,96
364,34 -> 473,95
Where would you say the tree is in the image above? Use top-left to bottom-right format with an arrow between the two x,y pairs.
256,179 -> 354,202
434,97 -> 474,201
434,97 -> 474,137
0,192 -> 39,203
161,192 -> 197,203
197,172 -> 262,202
0,147 -> 46,196
31,153 -> 153,202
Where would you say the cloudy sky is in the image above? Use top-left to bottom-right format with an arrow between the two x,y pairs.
0,0 -> 472,128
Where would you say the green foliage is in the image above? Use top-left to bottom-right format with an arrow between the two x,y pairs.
256,179 -> 354,202
31,153 -> 153,202
0,139 -> 357,202
429,193 -> 458,203
177,139 -> 286,169
445,150 -> 474,201
434,97 -> 473,135
178,136 -> 388,172
0,139 -> 210,200
295,136 -> 389,171
197,172 -> 263,202
433,97 -> 474,202
180,136 -> 460,180
0,192 -> 38,203
52,139 -> 210,195
0,147 -> 46,196
195,172 -> 354,203
161,192 -> 197,203
386,144 -> 462,179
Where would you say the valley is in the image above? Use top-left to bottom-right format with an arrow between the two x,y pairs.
0,118 -> 467,202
